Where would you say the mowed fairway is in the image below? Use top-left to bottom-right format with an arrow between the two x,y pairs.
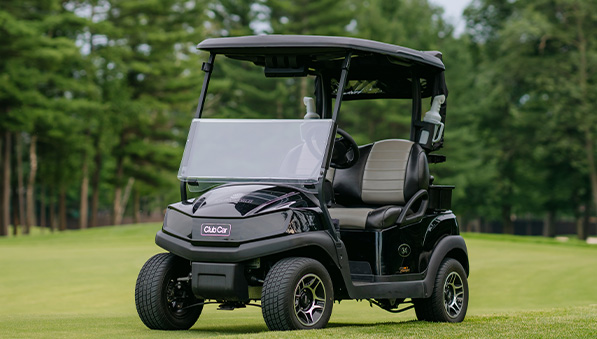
0,224 -> 596,338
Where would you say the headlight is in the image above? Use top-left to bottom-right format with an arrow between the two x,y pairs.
164,208 -> 193,238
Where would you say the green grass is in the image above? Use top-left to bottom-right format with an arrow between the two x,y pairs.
1,225 -> 596,338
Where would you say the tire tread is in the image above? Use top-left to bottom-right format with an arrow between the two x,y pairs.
414,258 -> 468,322
262,257 -> 332,331
135,253 -> 200,330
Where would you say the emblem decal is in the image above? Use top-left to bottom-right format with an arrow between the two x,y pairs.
398,244 -> 411,257
200,223 -> 231,237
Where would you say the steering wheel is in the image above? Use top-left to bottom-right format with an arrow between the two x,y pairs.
331,128 -> 360,169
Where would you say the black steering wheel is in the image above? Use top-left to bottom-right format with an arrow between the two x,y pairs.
331,128 -> 360,169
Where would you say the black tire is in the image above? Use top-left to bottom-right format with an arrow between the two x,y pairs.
262,257 -> 334,331
414,258 -> 468,322
135,253 -> 202,330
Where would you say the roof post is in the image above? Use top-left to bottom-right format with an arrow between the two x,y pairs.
195,53 -> 216,118
410,77 -> 421,141
331,52 -> 352,121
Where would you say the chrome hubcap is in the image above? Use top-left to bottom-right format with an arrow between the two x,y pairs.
444,271 -> 464,318
294,273 -> 326,326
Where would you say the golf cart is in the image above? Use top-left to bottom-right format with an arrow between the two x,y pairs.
135,35 -> 469,331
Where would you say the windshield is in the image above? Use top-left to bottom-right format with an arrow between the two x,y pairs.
178,119 -> 334,183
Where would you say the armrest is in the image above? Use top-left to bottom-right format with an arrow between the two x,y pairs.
396,189 -> 429,225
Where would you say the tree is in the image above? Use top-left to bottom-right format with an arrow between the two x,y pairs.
89,0 -> 207,224
336,0 -> 451,144
0,0 -> 95,235
462,0 -> 597,236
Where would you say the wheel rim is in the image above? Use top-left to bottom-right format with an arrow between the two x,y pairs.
443,271 -> 464,318
166,277 -> 193,318
294,273 -> 326,326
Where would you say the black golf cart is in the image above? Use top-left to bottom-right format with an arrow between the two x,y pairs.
135,35 -> 469,331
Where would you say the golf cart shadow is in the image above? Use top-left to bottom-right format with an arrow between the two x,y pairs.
326,319 -> 419,329
189,324 -> 267,334
187,319 -> 420,334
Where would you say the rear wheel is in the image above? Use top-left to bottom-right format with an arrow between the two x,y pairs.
414,258 -> 468,322
262,257 -> 334,330
135,253 -> 202,330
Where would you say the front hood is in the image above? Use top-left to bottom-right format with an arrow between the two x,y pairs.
173,184 -> 318,218
163,184 -> 322,243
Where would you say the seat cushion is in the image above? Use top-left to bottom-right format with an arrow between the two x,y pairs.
334,139 -> 429,206
328,205 -> 403,230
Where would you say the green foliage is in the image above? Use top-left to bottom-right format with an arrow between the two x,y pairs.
2,0 -> 597,233
338,0 -> 449,144
268,0 -> 353,36
457,0 -> 597,229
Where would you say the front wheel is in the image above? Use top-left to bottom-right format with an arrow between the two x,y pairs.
414,258 -> 468,322
262,257 -> 334,330
135,253 -> 203,330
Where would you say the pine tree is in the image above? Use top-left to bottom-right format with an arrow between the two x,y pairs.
0,0 -> 97,234
88,0 -> 208,224
462,0 -> 597,236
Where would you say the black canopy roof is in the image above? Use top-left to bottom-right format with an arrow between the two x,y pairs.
197,35 -> 444,71
197,35 -> 447,99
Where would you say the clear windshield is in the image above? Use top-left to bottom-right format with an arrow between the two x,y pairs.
178,119 -> 334,183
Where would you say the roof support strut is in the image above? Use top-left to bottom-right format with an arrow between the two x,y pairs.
410,77 -> 421,141
332,52 -> 352,122
195,53 -> 216,118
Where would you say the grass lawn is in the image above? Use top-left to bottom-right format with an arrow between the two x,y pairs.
1,224 -> 596,338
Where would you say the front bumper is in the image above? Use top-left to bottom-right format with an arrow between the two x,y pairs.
155,229 -> 338,263
157,230 -> 339,302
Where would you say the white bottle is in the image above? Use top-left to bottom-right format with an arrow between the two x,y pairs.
303,97 -> 320,119
419,95 -> 445,144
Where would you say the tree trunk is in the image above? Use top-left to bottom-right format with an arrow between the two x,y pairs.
111,154 -> 124,226
576,204 -> 590,241
16,134 -> 26,233
12,195 -> 19,236
59,186 -> 67,231
49,191 -> 56,232
575,9 -> 597,224
40,186 -> 46,229
26,135 -> 37,230
79,155 -> 89,229
542,210 -> 556,237
114,177 -> 134,225
12,147 -> 19,236
299,77 -> 308,114
584,129 -> 597,221
133,188 -> 140,224
90,144 -> 102,228
1,131 -> 12,236
502,205 -> 514,234
112,186 -> 122,226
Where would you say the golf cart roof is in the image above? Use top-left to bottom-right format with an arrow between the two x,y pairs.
197,35 -> 444,70
197,35 -> 447,99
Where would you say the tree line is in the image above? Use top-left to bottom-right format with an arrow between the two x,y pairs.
0,0 -> 595,239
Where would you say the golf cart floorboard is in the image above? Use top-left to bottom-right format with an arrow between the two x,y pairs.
348,279 -> 427,299
350,272 -> 426,283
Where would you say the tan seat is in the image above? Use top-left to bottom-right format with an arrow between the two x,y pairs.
328,139 -> 429,230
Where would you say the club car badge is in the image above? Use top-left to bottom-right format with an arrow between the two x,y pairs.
200,223 -> 232,237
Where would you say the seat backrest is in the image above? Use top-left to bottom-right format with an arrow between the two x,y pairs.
333,139 -> 429,206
